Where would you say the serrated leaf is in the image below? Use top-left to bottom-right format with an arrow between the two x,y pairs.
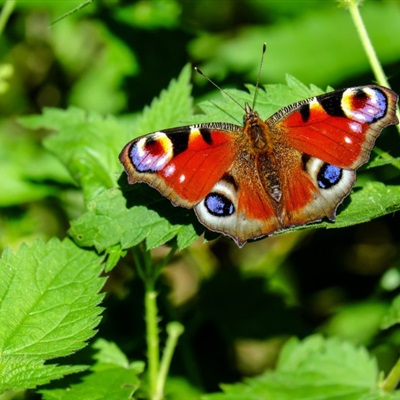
0,238 -> 105,392
203,335 -> 388,400
0,356 -> 86,394
69,186 -> 199,251
19,108 -> 125,201
40,339 -> 145,400
135,63 -> 193,133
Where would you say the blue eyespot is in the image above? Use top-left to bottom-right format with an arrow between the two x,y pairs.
317,164 -> 342,189
205,193 -> 234,217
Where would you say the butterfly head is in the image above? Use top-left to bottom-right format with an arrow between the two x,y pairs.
243,103 -> 258,120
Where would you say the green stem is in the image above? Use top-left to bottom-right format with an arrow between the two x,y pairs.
154,322 -> 184,400
145,283 -> 160,399
50,0 -> 94,26
0,0 -> 15,37
346,0 -> 400,135
133,244 -> 179,399
381,357 -> 400,392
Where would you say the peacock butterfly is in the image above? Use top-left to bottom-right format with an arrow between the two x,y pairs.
120,70 -> 398,247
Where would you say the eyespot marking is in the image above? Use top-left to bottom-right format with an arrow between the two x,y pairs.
130,132 -> 173,173
204,193 -> 235,217
317,164 -> 342,189
342,87 -> 387,123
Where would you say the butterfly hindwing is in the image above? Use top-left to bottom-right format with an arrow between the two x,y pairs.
195,158 -> 281,247
279,154 -> 356,224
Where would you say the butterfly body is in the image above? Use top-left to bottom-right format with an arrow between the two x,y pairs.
120,85 -> 398,246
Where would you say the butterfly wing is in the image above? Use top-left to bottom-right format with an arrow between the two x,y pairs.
120,125 -> 239,207
268,85 -> 398,227
271,85 -> 398,169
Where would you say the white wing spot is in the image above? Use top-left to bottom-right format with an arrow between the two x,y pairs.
179,174 -> 186,183
344,136 -> 352,144
349,121 -> 361,133
165,164 -> 176,177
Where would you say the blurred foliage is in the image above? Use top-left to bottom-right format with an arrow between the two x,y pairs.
1,0 -> 400,399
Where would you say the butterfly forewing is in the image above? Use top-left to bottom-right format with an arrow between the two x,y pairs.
120,124 -> 241,208
271,85 -> 398,169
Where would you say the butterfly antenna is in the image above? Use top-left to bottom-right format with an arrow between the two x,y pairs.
252,42 -> 267,110
194,66 -> 245,112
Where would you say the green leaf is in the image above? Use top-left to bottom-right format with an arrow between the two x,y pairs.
69,187 -> 199,251
0,129 -> 71,206
320,182 -> 400,231
40,339 -> 145,400
91,338 -> 131,367
321,302 -> 388,344
19,107 -> 126,202
203,335 -> 393,400
165,376 -> 203,400
50,14 -> 138,114
274,182 -> 400,236
115,0 -> 181,29
134,63 -> 193,134
0,238 -> 105,393
381,294 -> 400,330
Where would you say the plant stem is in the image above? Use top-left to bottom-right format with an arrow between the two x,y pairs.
145,283 -> 160,398
381,358 -> 400,392
50,0 -> 94,26
134,244 -> 179,399
346,0 -> 400,135
154,322 -> 184,400
0,0 -> 15,37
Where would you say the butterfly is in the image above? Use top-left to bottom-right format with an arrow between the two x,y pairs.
120,82 -> 398,247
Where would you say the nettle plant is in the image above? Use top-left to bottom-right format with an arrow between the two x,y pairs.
2,4 -> 400,400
